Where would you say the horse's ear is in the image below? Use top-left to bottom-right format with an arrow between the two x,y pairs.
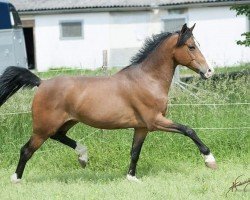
180,23 -> 188,34
177,23 -> 192,47
190,23 -> 196,32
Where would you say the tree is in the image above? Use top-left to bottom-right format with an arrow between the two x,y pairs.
231,5 -> 250,47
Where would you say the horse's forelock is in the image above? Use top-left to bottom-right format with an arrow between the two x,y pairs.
176,29 -> 193,47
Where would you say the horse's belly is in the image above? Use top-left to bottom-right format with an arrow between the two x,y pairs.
78,111 -> 141,129
74,97 -> 143,129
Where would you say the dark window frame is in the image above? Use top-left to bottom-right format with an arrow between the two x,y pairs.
59,20 -> 84,40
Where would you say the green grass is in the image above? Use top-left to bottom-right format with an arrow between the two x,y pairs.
0,162 -> 249,200
32,63 -> 249,79
0,67 -> 249,199
36,67 -> 120,79
179,63 -> 250,76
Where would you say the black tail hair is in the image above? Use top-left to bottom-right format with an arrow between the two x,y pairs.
0,66 -> 41,106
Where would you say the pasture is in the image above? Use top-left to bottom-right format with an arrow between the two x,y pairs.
0,67 -> 249,199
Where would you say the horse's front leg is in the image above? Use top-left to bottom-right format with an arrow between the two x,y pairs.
127,128 -> 148,182
153,115 -> 217,169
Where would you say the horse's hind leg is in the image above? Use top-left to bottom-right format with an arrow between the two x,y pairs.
11,134 -> 47,183
50,121 -> 88,168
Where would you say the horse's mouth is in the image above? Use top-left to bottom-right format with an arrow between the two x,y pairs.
199,72 -> 208,79
200,71 -> 213,79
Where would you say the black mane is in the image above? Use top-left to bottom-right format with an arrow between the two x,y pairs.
129,28 -> 192,66
130,32 -> 175,65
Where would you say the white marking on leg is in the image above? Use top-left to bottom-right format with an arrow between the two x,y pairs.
126,174 -> 141,183
10,173 -> 21,184
202,153 -> 216,163
75,142 -> 88,163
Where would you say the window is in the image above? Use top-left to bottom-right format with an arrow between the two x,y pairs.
60,21 -> 83,39
163,18 -> 186,33
168,9 -> 185,15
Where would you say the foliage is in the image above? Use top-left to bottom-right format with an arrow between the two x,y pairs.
231,5 -> 250,47
231,5 -> 250,17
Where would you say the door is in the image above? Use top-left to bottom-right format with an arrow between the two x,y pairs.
22,20 -> 35,69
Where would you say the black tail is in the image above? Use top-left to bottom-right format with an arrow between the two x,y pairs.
0,66 -> 41,106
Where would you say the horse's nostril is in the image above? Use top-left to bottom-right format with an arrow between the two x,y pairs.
208,68 -> 211,73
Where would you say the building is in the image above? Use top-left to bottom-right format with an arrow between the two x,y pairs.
9,0 -> 250,71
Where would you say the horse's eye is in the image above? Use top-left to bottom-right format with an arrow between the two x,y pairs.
188,46 -> 195,51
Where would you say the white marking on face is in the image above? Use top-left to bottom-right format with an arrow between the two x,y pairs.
193,37 -> 214,78
206,59 -> 214,71
10,173 -> 21,184
202,153 -> 216,163
75,142 -> 88,163
194,37 -> 200,47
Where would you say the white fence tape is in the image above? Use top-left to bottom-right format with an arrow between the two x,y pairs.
193,127 -> 250,130
1,102 -> 249,116
0,102 -> 249,130
0,111 -> 31,116
169,103 -> 250,106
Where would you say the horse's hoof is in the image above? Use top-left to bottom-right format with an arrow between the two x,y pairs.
78,158 -> 87,168
126,174 -> 141,183
202,153 -> 217,170
205,161 -> 217,170
10,173 -> 21,184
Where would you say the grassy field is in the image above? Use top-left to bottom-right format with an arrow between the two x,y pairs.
35,63 -> 250,79
179,63 -> 250,77
0,67 -> 249,199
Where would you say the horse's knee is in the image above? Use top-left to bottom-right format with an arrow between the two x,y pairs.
185,128 -> 195,136
184,128 -> 210,154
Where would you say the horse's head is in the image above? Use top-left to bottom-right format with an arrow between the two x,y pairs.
173,24 -> 214,79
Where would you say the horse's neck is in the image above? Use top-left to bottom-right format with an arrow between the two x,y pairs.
140,55 -> 176,94
117,40 -> 176,95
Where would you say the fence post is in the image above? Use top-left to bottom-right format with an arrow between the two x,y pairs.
102,50 -> 108,76
173,66 -> 180,83
100,50 -> 108,134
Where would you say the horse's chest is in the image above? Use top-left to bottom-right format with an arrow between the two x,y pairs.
145,94 -> 168,114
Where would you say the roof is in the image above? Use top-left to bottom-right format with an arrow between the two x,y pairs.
8,0 -> 250,13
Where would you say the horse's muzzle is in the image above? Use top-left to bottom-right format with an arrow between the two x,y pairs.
200,68 -> 213,79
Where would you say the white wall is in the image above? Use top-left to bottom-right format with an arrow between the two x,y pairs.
35,13 -> 110,71
188,6 -> 250,67
108,11 -> 150,66
34,6 -> 250,71
34,10 -> 166,70
108,10 -> 167,67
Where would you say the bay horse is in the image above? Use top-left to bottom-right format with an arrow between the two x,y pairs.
0,24 -> 216,183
